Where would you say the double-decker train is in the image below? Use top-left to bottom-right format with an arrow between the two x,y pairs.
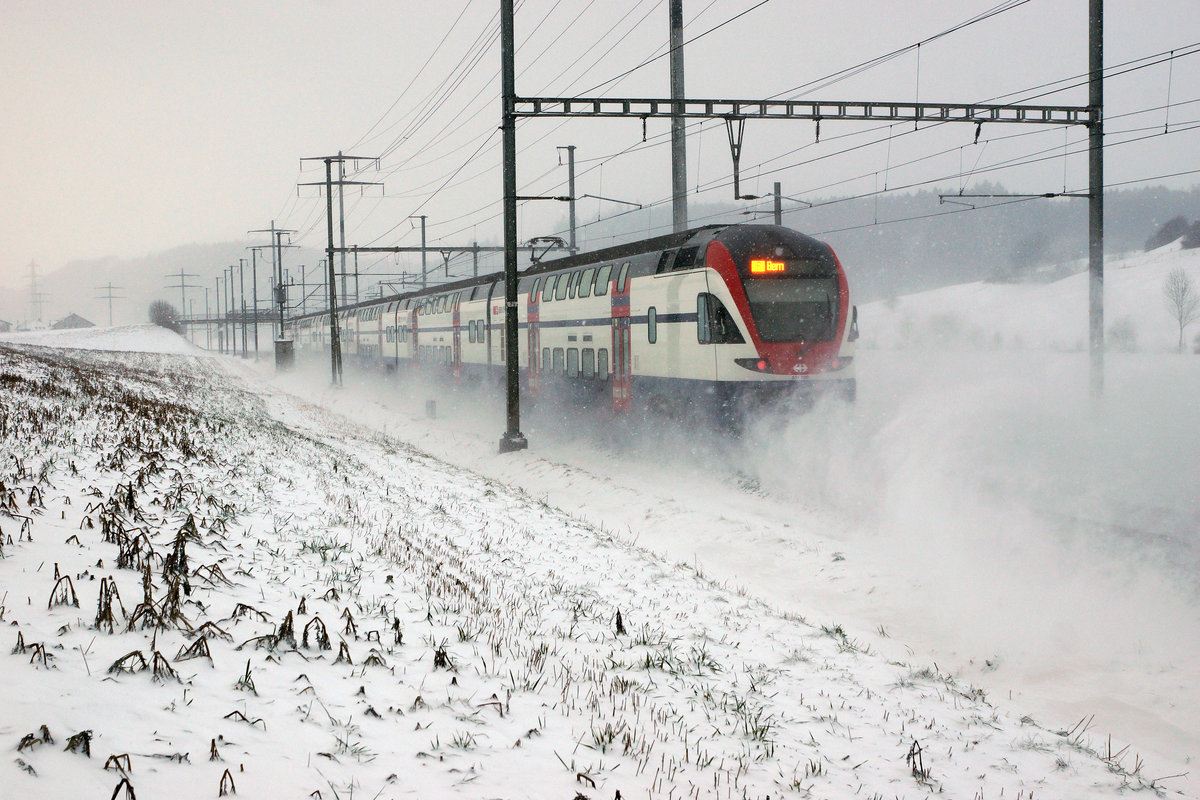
288,223 -> 858,420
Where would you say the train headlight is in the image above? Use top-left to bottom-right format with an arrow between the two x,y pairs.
734,357 -> 772,373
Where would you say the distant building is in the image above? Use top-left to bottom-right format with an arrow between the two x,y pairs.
0,319 -> 10,333
52,313 -> 95,330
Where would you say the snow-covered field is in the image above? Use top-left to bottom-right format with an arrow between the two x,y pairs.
0,323 -> 209,355
1,244 -> 1197,798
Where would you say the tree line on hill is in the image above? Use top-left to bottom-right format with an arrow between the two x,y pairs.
1145,215 -> 1200,251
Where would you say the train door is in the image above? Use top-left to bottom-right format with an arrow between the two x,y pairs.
485,281 -> 498,373
700,271 -> 719,382
376,307 -> 384,368
452,295 -> 463,382
527,278 -> 541,398
391,302 -> 401,371
410,306 -> 420,369
610,262 -> 632,412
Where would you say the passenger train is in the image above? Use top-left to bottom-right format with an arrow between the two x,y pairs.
289,223 -> 858,420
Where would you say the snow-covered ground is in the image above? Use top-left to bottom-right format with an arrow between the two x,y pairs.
260,243 -> 1200,789
1,244 -> 1197,798
0,323 -> 208,355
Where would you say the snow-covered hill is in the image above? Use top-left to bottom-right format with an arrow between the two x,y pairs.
0,323 -> 207,355
861,240 -> 1200,353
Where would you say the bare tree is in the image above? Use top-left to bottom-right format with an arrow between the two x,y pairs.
1163,267 -> 1200,352
149,300 -> 182,334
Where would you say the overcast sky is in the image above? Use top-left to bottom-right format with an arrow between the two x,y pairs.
2,0 -> 1197,291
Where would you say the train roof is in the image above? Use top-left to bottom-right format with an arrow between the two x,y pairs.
292,222 -> 830,321
521,224 -> 729,276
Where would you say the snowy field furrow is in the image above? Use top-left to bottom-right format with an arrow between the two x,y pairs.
0,341 -> 1169,799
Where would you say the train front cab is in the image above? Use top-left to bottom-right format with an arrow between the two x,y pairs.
703,225 -> 857,413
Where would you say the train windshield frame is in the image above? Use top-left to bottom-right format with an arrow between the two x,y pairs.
742,274 -> 839,342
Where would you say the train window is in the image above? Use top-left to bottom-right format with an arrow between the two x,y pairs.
555,273 -> 569,301
542,347 -> 550,369
594,264 -> 611,296
578,267 -> 596,298
598,348 -> 609,380
647,306 -> 657,344
697,293 -> 745,344
552,348 -> 565,375
542,275 -> 556,303
744,276 -> 837,342
617,262 -> 630,293
567,348 -> 579,378
569,271 -> 582,299
656,250 -> 675,274
582,348 -> 595,378
467,321 -> 474,343
531,278 -> 541,301
673,247 -> 697,271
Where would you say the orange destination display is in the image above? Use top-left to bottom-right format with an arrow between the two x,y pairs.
749,258 -> 786,274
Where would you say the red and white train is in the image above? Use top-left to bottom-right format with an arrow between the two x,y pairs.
289,223 -> 858,419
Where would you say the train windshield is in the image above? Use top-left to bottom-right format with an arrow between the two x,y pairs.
744,275 -> 839,342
